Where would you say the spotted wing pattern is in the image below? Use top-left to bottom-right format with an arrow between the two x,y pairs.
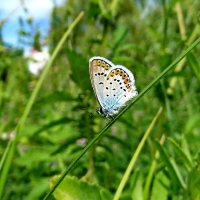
89,56 -> 138,116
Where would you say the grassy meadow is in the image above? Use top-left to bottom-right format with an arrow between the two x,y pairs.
0,0 -> 200,199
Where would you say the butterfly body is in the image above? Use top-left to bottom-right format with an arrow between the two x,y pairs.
89,56 -> 138,117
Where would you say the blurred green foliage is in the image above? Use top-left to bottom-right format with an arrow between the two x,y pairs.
0,0 -> 200,199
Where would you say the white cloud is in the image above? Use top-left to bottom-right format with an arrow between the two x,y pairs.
0,0 -> 65,46
22,0 -> 55,19
0,0 -> 65,20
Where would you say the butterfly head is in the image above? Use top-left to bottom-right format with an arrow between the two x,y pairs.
96,107 -> 105,116
96,106 -> 119,117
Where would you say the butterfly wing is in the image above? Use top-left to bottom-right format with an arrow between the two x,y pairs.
104,65 -> 138,113
89,56 -> 138,116
89,56 -> 113,109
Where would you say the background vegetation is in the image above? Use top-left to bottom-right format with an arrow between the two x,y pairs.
0,0 -> 200,199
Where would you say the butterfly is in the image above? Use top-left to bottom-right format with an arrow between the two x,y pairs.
89,56 -> 138,117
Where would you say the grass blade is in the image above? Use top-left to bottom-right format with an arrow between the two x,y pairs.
155,141 -> 186,189
143,135 -> 166,200
113,107 -> 163,200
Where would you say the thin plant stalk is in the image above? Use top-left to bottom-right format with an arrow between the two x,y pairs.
110,0 -> 120,16
175,2 -> 186,40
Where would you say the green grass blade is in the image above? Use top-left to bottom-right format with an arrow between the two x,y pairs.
43,37 -> 200,200
143,135 -> 166,200
113,107 -> 163,200
187,52 -> 200,81
155,141 -> 186,189
167,137 -> 193,170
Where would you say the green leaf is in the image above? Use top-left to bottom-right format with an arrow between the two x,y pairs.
187,52 -> 200,81
167,137 -> 193,170
188,164 -> 200,200
27,178 -> 49,200
110,25 -> 128,56
35,91 -> 76,105
185,114 -> 200,134
66,49 -> 91,90
150,171 -> 169,200
131,172 -> 143,200
16,150 -> 50,168
155,141 -> 186,189
115,43 -> 144,54
33,117 -> 75,136
50,175 -> 112,200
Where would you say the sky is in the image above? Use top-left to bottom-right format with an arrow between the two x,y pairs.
0,0 -> 65,48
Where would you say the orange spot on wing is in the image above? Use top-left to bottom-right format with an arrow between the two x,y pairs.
124,79 -> 129,84
119,71 -> 124,76
114,71 -> 119,75
110,72 -> 115,77
127,86 -> 132,91
105,64 -> 110,70
97,60 -> 101,66
102,62 -> 110,70
123,74 -> 127,78
101,62 -> 106,68
92,60 -> 97,66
